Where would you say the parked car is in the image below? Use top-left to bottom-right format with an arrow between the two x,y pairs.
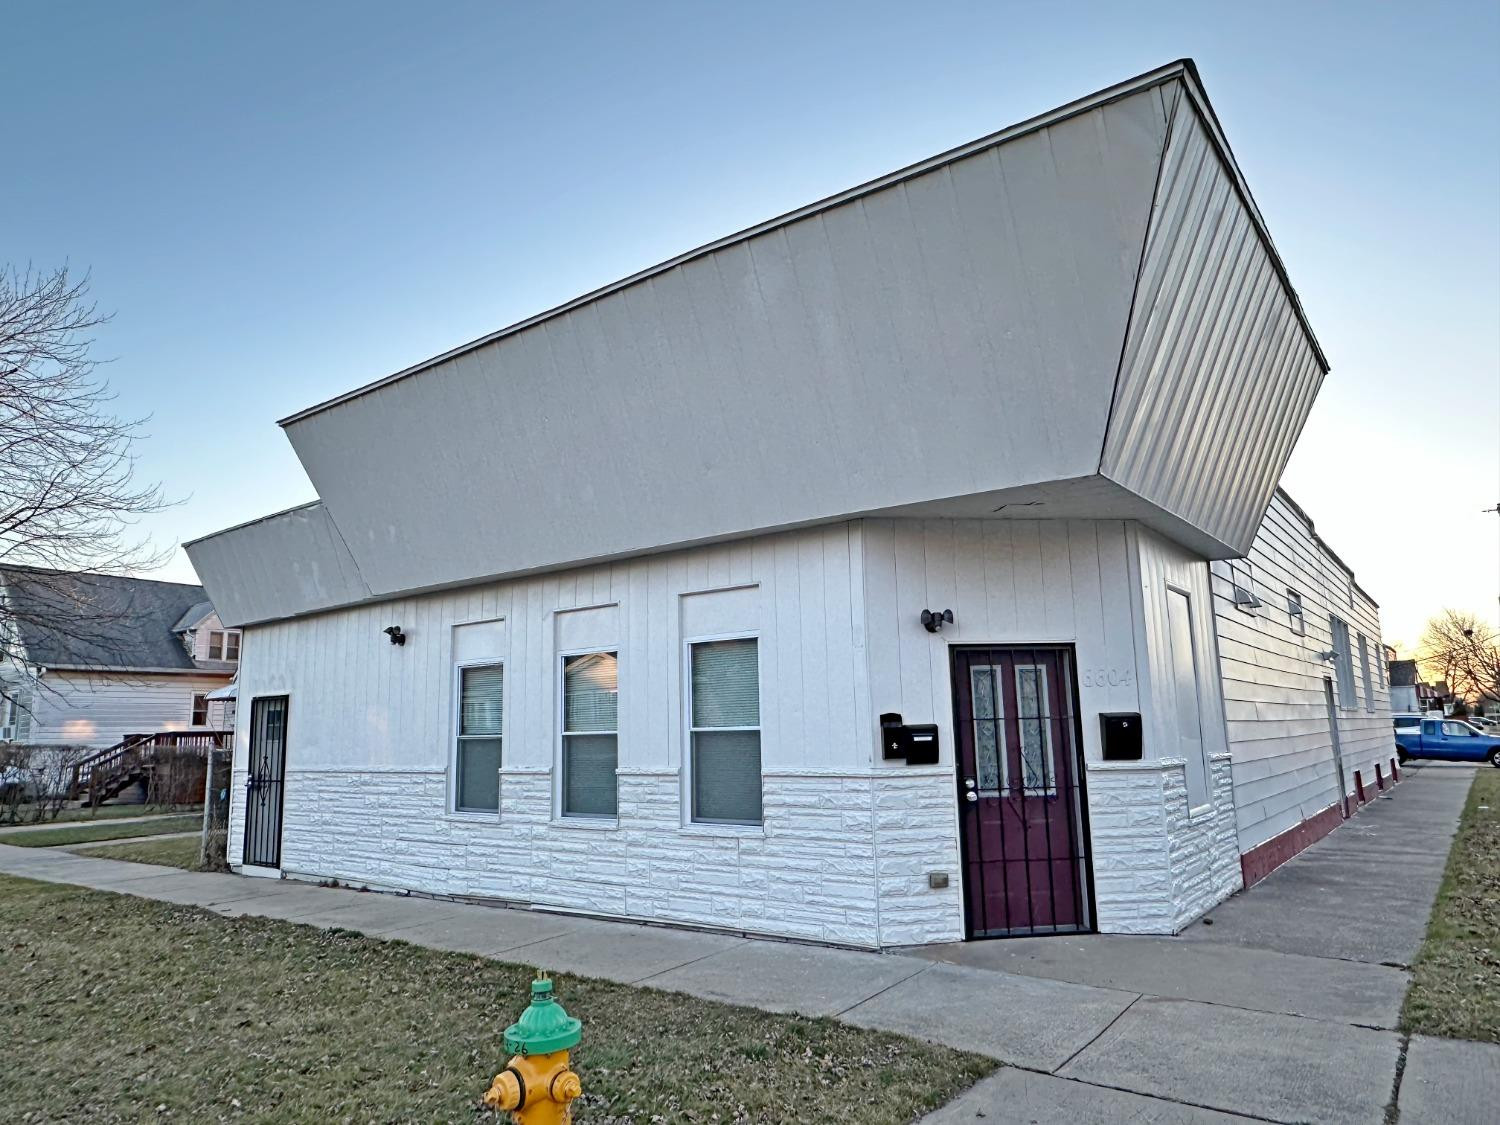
1393,716 -> 1500,766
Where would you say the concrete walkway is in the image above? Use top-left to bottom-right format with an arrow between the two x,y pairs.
0,810 -> 194,834
0,763 -> 1492,1124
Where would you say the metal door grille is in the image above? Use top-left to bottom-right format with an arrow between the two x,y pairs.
951,646 -> 1094,937
242,696 -> 288,868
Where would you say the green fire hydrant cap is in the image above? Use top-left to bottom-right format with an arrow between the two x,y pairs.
503,975 -> 582,1056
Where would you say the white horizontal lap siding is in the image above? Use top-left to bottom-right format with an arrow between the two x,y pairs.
1211,493 -> 1394,853
228,524 -> 897,944
25,672 -> 233,747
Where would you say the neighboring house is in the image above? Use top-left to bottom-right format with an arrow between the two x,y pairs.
1388,659 -> 1421,713
0,568 -> 238,748
186,61 -> 1394,948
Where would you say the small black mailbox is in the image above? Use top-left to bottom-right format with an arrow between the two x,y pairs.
880,713 -> 940,765
1100,712 -> 1143,761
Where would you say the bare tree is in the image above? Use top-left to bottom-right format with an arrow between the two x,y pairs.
0,265 -> 169,687
1418,609 -> 1500,710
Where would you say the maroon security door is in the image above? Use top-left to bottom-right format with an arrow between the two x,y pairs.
952,646 -> 1092,937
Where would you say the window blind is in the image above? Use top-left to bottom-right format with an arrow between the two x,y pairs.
563,652 -> 617,817
690,638 -> 762,824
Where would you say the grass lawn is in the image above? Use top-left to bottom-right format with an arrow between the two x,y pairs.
0,814 -> 201,848
73,834 -> 203,870
0,875 -> 994,1122
1401,767 -> 1500,1043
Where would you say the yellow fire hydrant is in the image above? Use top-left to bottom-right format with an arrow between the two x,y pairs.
483,971 -> 583,1124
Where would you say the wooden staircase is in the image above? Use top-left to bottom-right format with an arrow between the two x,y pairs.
68,731 -> 230,807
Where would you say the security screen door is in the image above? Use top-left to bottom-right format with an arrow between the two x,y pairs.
951,646 -> 1092,936
242,696 -> 288,868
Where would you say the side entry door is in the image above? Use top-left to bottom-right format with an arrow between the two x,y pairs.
242,696 -> 288,868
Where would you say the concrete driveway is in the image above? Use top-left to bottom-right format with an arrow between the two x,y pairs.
0,762 -> 1492,1124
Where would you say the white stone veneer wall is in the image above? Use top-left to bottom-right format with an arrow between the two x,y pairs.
1087,754 -> 1240,934
229,766 -> 963,949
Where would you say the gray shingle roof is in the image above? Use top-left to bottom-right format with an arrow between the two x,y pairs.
0,567 -> 218,671
171,600 -> 216,632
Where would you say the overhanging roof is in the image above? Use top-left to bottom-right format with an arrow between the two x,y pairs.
189,60 -> 1331,627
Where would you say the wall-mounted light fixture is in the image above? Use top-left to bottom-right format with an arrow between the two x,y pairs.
920,609 -> 954,634
383,625 -> 406,646
1316,649 -> 1339,663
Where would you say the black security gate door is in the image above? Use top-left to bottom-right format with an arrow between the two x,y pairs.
952,646 -> 1093,937
242,696 -> 288,868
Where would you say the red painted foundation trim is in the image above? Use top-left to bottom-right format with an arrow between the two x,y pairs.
1240,801 -> 1346,888
1391,756 -> 1401,783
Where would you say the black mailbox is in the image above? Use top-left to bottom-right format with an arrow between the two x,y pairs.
880,713 -> 941,765
1100,712 -> 1142,761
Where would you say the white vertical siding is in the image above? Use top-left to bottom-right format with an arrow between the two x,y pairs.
25,671 -> 234,746
861,518 -> 1143,763
1210,492 -> 1394,854
234,523 -> 870,778
1129,526 -> 1231,805
1101,89 -> 1325,556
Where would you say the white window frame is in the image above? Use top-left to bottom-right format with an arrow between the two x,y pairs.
1330,616 -> 1356,710
452,659 -> 505,817
1358,634 -> 1374,713
556,647 -> 619,822
1286,589 -> 1305,636
1230,560 -> 1259,614
224,631 -> 241,661
683,630 -> 763,829
207,630 -> 225,660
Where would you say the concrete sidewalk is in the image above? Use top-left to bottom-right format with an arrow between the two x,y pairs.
0,762 -> 1493,1124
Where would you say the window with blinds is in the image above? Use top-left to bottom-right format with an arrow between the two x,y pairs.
456,663 -> 503,812
562,651 -> 618,817
689,637 -> 762,825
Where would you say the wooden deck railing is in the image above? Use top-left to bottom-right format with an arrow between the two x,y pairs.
68,730 -> 231,804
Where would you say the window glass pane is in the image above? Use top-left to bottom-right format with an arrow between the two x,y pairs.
208,631 -> 223,660
564,733 -> 618,816
461,665 -> 504,736
563,652 -> 617,732
226,633 -> 241,660
1014,665 -> 1055,792
969,665 -> 1004,791
691,639 -> 759,728
457,737 -> 501,810
692,729 -> 762,823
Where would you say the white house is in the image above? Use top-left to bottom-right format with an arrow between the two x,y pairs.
0,568 -> 238,749
186,61 -> 1394,947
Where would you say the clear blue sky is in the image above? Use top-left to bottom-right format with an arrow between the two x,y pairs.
7,1 -> 1498,647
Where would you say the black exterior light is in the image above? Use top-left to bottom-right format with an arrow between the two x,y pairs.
920,609 -> 954,634
383,625 -> 406,646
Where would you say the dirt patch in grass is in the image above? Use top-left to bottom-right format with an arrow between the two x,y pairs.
0,875 -> 993,1122
1401,768 -> 1500,1043
0,815 -> 201,848
73,834 -> 203,870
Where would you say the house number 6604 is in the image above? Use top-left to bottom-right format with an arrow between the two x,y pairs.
1081,667 -> 1133,688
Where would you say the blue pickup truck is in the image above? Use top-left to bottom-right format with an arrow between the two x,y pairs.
1393,716 -> 1500,766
